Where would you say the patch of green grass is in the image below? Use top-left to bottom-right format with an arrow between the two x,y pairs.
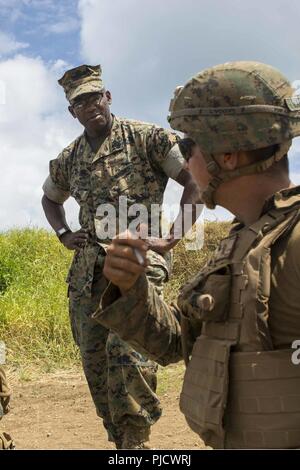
0,223 -> 231,371
157,362 -> 185,395
0,229 -> 79,370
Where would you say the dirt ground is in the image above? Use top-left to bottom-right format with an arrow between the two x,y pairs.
3,366 -> 206,450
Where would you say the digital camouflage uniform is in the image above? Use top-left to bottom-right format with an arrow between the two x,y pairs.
43,65 -> 184,448
93,62 -> 300,449
0,343 -> 13,449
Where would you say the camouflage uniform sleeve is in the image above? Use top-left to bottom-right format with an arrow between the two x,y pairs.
48,144 -> 74,195
146,127 -> 184,179
42,175 -> 70,204
92,275 -> 201,366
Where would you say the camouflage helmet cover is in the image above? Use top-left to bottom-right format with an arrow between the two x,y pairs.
168,61 -> 300,208
168,61 -> 300,154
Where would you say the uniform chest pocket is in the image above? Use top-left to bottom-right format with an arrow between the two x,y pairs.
109,163 -> 149,201
93,154 -> 137,194
190,266 -> 232,322
110,163 -> 137,194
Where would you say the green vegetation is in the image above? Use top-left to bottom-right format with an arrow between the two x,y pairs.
0,229 -> 76,371
0,223 -> 231,372
164,221 -> 231,303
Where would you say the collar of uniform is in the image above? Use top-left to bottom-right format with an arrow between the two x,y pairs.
84,115 -> 124,164
261,185 -> 300,213
230,185 -> 300,233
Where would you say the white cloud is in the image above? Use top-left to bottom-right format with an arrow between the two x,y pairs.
79,0 -> 300,126
1,0 -> 300,231
0,31 -> 28,57
50,59 -> 72,74
77,0 -> 300,225
0,54 -> 80,230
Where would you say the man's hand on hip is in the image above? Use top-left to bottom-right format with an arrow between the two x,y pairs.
60,229 -> 88,250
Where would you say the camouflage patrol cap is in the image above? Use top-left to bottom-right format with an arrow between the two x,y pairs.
58,64 -> 104,102
169,61 -> 300,154
169,61 -> 300,208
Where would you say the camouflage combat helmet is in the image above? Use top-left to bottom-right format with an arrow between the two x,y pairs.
168,61 -> 300,208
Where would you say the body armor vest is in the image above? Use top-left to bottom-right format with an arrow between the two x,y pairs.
179,190 -> 300,448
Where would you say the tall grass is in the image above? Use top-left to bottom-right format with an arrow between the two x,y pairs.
164,221 -> 231,302
0,229 -> 77,370
0,223 -> 231,370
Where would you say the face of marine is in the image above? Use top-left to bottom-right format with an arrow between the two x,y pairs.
69,90 -> 113,137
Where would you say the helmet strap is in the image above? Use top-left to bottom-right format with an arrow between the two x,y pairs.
201,140 -> 292,210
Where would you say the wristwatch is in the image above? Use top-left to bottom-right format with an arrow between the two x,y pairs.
56,227 -> 71,239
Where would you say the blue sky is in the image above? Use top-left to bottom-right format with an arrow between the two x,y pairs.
0,1 -> 80,62
1,0 -> 300,229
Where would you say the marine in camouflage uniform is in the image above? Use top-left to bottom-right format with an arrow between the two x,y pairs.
42,65 -> 200,448
95,62 -> 300,448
